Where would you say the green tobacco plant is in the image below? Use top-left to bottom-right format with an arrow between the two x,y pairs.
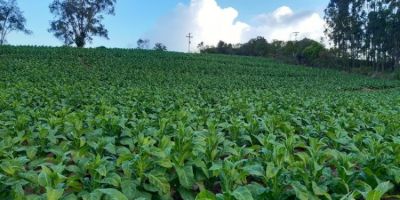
0,46 -> 399,199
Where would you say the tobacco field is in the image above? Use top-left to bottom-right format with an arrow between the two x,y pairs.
0,46 -> 400,200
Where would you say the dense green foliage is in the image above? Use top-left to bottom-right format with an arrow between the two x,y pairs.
325,0 -> 400,72
0,46 -> 400,199
201,0 -> 400,74
199,38 -> 360,73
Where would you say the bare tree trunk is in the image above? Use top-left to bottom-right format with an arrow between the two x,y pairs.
75,33 -> 86,48
395,42 -> 400,71
0,6 -> 13,46
0,29 -> 7,45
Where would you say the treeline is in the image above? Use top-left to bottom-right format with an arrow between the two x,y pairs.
200,0 -> 400,73
199,37 -> 349,71
325,0 -> 400,72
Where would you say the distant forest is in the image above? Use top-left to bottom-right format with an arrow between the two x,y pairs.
200,0 -> 400,74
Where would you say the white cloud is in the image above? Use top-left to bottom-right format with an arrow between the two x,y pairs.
145,0 -> 249,52
145,1 -> 326,52
244,6 -> 326,43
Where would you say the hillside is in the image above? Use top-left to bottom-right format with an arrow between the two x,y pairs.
0,46 -> 399,199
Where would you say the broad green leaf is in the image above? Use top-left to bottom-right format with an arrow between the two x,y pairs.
98,188 -> 129,200
145,171 -> 170,194
105,143 -> 117,155
157,159 -> 173,168
245,183 -> 266,197
366,182 -> 393,200
193,160 -> 209,178
46,187 -> 64,200
389,167 -> 400,184
340,192 -> 356,200
38,166 -> 52,187
101,173 -> 122,187
265,163 -> 280,179
178,187 -> 195,200
232,186 -> 254,200
0,161 -> 17,176
96,165 -> 107,177
355,180 -> 373,198
176,165 -> 195,189
121,178 -> 138,199
292,182 -> 318,200
12,184 -> 25,200
195,190 -> 216,200
243,164 -> 264,177
63,194 -> 78,200
26,146 -> 38,159
85,190 -> 103,200
312,182 -> 332,200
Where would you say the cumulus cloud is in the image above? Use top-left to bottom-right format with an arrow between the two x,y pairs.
145,0 -> 326,52
244,6 -> 326,43
145,0 -> 249,52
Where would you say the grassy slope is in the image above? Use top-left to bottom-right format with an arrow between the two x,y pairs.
0,46 -> 399,199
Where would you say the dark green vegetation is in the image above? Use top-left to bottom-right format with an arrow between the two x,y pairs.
325,0 -> 400,72
201,1 -> 400,75
200,36 -> 400,77
0,46 -> 400,199
199,38 -> 341,71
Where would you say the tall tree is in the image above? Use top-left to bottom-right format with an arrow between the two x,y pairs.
48,0 -> 116,47
0,0 -> 31,45
325,0 -> 353,69
325,0 -> 399,71
387,1 -> 400,70
348,0 -> 365,67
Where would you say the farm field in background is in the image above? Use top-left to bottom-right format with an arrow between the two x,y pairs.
0,46 -> 400,199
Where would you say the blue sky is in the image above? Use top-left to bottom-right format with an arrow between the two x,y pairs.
7,0 -> 329,50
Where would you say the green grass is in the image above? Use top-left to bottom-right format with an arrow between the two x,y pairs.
0,46 -> 399,200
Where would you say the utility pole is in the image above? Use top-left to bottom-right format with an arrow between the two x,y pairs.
292,32 -> 300,62
186,33 -> 193,53
292,32 -> 299,41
